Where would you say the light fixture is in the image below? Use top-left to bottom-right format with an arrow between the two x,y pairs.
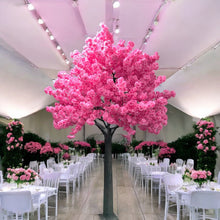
114,27 -> 120,34
45,28 -> 49,33
56,45 -> 61,50
27,3 -> 34,11
113,0 -> 120,8
65,59 -> 70,64
50,35 -> 54,40
38,18 -> 44,24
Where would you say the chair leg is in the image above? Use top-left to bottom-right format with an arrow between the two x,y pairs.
45,199 -> 48,220
38,206 -> 40,220
55,194 -> 58,216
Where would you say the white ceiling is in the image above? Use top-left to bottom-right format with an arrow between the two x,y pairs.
0,0 -> 220,119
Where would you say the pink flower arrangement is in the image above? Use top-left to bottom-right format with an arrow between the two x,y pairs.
158,147 -> 176,159
191,170 -> 212,187
135,141 -> 168,151
24,141 -> 42,153
5,120 -> 24,151
74,141 -> 91,147
40,142 -> 53,155
53,147 -> 62,154
59,144 -> 69,151
63,152 -> 70,160
6,167 -> 38,185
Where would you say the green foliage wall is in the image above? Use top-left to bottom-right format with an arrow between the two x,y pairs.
168,133 -> 198,166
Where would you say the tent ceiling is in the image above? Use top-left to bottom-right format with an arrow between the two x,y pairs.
0,0 -> 220,119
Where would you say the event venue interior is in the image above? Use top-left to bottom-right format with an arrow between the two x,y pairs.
0,0 -> 220,219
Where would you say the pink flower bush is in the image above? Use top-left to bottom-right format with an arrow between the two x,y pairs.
59,144 -> 69,151
195,120 -> 217,153
63,152 -> 70,160
135,141 -> 168,151
40,142 -> 53,155
74,141 -> 91,147
158,147 -> 176,159
53,147 -> 62,154
24,141 -> 42,153
44,24 -> 175,140
7,167 -> 38,185
5,120 -> 24,151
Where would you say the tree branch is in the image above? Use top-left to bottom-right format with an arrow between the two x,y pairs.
111,125 -> 119,136
94,120 -> 106,135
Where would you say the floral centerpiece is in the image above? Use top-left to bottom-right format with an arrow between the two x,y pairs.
6,167 -> 38,187
190,170 -> 212,188
182,168 -> 192,182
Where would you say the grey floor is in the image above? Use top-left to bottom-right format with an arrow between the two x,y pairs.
43,159 -> 179,220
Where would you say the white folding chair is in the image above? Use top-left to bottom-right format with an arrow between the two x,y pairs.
163,173 -> 183,220
0,190 -> 46,220
42,171 -> 61,216
190,191 -> 220,220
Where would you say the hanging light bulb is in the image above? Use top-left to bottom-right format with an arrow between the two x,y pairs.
114,25 -> 120,34
56,45 -> 61,50
113,0 -> 120,8
50,35 -> 54,40
27,3 -> 34,11
38,18 -> 44,24
65,59 -> 70,64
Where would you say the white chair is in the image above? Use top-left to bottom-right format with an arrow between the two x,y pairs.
176,159 -> 183,167
0,190 -> 46,220
190,191 -> 220,220
160,158 -> 170,172
163,173 -> 183,220
217,171 -> 220,184
29,161 -> 38,173
0,170 -> 3,184
42,171 -> 61,216
47,158 -> 55,169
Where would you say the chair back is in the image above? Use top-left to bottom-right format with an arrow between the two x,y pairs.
163,173 -> 183,193
47,158 -> 55,169
163,158 -> 170,165
186,159 -> 194,170
29,160 -> 38,173
42,171 -> 61,189
0,170 -> 3,184
176,158 -> 183,167
0,191 -> 32,213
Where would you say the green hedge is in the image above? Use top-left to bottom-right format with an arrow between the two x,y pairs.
168,133 -> 198,167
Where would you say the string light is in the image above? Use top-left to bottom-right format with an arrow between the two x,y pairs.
114,25 -> 120,34
49,35 -> 55,41
25,0 -> 70,66
38,18 -> 44,24
27,3 -> 34,11
113,0 -> 120,8
140,0 -> 167,49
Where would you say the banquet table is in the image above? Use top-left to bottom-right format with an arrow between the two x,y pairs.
0,183 -> 56,203
176,182 -> 220,220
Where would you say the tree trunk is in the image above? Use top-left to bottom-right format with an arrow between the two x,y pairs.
103,128 -> 117,219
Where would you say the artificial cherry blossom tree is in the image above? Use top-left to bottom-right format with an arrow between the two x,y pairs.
45,24 -> 175,219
